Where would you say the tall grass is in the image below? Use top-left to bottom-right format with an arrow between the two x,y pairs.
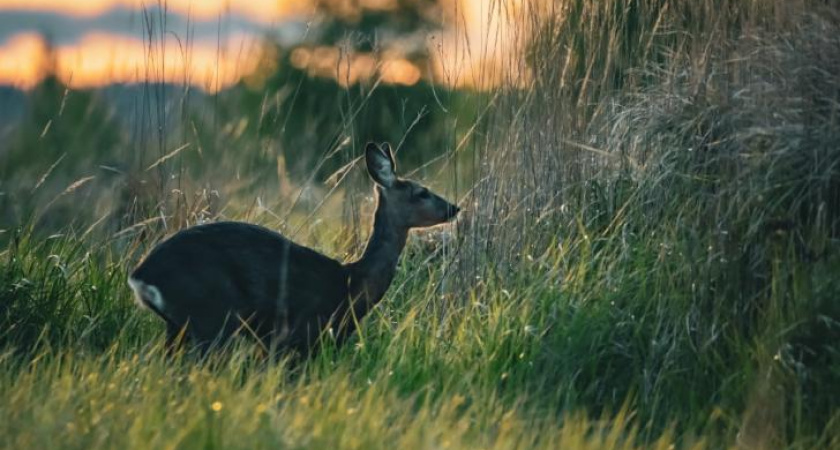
457,0 -> 840,444
1,0 -> 839,448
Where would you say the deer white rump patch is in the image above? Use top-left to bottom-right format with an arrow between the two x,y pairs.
128,277 -> 166,312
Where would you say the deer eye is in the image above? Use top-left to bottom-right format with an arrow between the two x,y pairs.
415,189 -> 431,200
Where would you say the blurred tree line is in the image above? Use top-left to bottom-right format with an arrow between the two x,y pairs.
0,0 -> 479,232
234,0 -> 476,180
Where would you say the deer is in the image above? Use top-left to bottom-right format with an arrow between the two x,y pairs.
128,142 -> 460,355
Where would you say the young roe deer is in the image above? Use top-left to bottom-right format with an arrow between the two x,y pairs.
128,142 -> 460,354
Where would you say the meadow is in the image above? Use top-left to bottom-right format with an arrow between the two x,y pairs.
1,1 -> 839,448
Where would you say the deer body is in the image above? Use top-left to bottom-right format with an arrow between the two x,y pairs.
129,143 -> 458,354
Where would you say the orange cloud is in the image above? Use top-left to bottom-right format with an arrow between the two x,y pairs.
0,31 -> 262,91
0,33 -> 49,89
289,46 -> 421,87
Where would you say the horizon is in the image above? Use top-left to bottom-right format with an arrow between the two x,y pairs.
0,0 -> 516,92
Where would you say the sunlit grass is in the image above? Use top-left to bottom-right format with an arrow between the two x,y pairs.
0,344 -> 692,450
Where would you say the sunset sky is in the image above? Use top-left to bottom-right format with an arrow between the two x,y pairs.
0,0 -> 517,91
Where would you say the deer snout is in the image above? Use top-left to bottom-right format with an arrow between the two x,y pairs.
446,204 -> 461,221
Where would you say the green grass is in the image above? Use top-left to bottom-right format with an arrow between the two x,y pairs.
0,231 -> 718,450
2,1 -> 840,448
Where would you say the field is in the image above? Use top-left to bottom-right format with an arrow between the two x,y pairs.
1,1 -> 839,448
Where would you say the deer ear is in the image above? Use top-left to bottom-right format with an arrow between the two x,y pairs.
365,142 -> 396,188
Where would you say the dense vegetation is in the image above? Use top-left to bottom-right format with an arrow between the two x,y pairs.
1,1 -> 838,448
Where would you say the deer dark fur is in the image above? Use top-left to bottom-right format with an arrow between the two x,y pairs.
128,142 -> 460,355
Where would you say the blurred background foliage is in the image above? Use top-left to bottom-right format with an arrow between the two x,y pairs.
0,0 -> 478,237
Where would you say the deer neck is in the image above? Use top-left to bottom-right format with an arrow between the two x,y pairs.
347,194 -> 408,315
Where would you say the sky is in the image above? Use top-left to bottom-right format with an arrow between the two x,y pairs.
0,0 -> 519,91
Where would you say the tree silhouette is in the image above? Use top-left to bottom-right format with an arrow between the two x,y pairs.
236,0 -> 475,181
313,0 -> 443,59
